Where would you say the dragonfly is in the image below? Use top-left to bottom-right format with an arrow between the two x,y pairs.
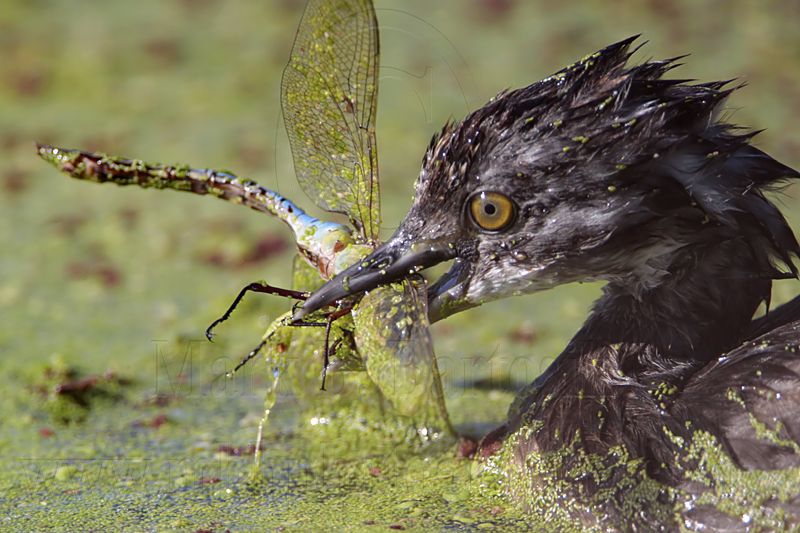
38,0 -> 454,461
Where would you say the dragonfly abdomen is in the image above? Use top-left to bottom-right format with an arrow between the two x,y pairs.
37,143 -> 361,280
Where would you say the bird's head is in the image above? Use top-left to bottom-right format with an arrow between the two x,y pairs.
296,37 -> 799,322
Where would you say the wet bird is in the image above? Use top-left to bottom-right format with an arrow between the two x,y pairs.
296,37 -> 800,527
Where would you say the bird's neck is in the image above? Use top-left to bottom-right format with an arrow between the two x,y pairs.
505,237 -> 771,454
572,236 -> 770,362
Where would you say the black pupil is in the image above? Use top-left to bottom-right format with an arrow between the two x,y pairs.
484,203 -> 497,216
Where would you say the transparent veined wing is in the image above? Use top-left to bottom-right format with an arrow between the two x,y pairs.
282,0 -> 381,243
353,276 -> 452,436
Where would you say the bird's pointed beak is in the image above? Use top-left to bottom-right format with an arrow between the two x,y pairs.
292,235 -> 460,322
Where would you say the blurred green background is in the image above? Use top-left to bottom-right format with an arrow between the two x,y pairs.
2,0 -> 799,530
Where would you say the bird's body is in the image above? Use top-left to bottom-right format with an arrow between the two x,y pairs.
491,243 -> 800,528
297,37 -> 800,528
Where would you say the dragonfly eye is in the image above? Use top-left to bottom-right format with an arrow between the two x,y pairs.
468,191 -> 516,232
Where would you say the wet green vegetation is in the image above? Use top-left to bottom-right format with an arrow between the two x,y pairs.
3,0 -> 800,530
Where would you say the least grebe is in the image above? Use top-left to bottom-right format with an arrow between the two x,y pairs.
297,37 -> 800,527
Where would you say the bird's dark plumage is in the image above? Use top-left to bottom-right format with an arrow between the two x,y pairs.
301,37 -> 800,529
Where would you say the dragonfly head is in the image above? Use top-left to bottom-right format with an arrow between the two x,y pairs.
296,37 -> 800,323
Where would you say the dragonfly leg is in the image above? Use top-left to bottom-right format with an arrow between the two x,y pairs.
206,282 -> 309,341
227,338 -> 269,378
327,306 -> 353,321
320,318 -> 334,391
291,320 -> 327,327
226,303 -> 353,381
319,306 -> 353,391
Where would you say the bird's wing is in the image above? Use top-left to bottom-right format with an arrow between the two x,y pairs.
676,320 -> 800,471
744,294 -> 800,341
281,0 -> 381,243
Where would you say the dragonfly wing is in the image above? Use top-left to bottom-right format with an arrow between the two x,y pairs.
281,0 -> 381,243
353,276 -> 452,434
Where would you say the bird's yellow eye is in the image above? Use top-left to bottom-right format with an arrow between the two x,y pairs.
469,191 -> 516,232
